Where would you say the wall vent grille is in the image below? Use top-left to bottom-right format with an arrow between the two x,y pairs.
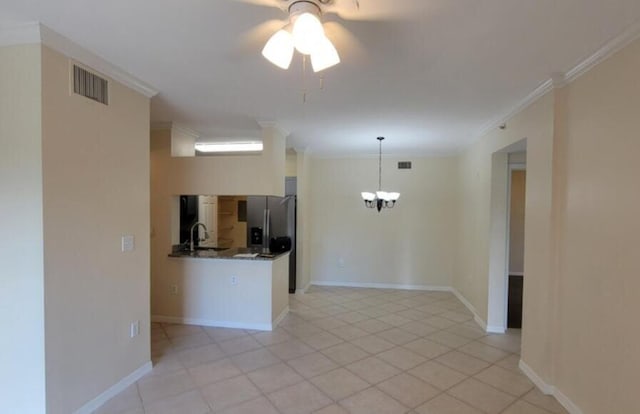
398,161 -> 412,169
73,65 -> 109,105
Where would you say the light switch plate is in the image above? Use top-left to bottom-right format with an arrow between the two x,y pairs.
121,235 -> 135,252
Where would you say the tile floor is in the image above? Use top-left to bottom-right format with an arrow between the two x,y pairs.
94,286 -> 568,414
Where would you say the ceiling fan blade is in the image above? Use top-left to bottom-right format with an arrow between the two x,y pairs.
229,0 -> 286,10
323,21 -> 367,63
325,0 -> 426,21
233,18 -> 288,57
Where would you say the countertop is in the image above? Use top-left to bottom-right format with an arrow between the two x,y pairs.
168,246 -> 290,261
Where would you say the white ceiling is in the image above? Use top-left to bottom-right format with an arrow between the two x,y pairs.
2,0 -> 640,155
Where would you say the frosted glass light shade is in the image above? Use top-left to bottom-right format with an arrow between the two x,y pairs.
361,192 -> 376,201
376,191 -> 390,201
292,12 -> 325,55
388,192 -> 400,201
310,36 -> 340,72
262,29 -> 294,69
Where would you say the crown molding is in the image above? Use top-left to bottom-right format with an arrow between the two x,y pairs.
0,22 -> 158,98
563,19 -> 640,85
475,19 -> 640,141
474,79 -> 554,141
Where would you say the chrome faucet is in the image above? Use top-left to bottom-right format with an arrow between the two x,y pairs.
190,222 -> 209,252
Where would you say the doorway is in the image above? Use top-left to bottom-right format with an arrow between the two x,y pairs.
486,139 -> 527,333
507,159 -> 526,328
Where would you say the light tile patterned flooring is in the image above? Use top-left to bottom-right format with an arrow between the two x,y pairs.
95,286 -> 568,414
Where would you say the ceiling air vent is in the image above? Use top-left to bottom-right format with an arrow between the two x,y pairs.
398,161 -> 412,170
73,65 -> 109,105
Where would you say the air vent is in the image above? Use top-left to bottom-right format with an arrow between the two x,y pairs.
73,65 -> 109,105
398,161 -> 412,170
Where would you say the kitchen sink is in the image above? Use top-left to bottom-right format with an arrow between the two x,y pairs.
195,246 -> 229,252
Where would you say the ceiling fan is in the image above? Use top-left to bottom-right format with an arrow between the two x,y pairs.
233,0 -> 423,72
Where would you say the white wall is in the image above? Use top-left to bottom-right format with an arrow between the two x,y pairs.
0,44 -> 46,414
41,46 -> 151,414
309,156 -> 458,288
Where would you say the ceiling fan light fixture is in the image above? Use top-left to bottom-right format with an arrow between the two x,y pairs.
292,12 -> 325,55
262,29 -> 295,69
310,36 -> 340,72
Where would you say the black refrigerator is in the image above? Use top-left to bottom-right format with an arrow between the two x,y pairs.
247,177 -> 297,293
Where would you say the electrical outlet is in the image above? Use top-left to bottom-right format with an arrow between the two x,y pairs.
338,257 -> 345,268
230,275 -> 238,286
170,284 -> 178,295
130,320 -> 140,338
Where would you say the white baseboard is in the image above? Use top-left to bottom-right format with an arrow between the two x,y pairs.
311,280 -> 451,292
518,360 -> 555,395
450,288 -> 493,332
74,361 -> 152,414
151,315 -> 273,331
272,306 -> 289,328
295,281 -> 312,295
519,360 -> 584,414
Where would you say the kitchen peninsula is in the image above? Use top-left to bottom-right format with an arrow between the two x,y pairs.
150,123 -> 291,332
155,248 -> 290,331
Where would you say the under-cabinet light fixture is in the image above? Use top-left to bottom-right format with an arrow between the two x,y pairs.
195,141 -> 263,153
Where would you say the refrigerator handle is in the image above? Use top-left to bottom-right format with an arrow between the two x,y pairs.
263,208 -> 270,250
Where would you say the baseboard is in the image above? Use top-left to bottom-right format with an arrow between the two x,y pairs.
272,306 -> 289,328
518,360 -> 555,395
74,361 -> 152,414
151,315 -> 273,331
310,280 -> 451,291
518,360 -> 584,414
450,288 -> 498,333
295,281 -> 312,295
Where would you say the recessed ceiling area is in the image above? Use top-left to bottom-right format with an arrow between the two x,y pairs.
2,0 -> 640,155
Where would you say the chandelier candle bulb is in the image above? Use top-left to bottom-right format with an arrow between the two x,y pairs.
361,137 -> 400,212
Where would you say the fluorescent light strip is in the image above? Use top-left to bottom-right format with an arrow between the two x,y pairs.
195,141 -> 263,153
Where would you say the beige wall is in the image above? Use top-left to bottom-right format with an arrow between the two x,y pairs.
41,46 -> 151,413
509,170 -> 526,274
456,36 -> 640,413
154,256 -> 288,329
549,37 -> 640,413
155,126 -> 286,197
309,156 -> 458,288
286,150 -> 297,176
296,150 -> 312,291
0,44 -> 46,414
150,126 -> 287,317
454,92 -> 554,333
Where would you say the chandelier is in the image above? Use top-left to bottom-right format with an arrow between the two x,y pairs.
361,137 -> 400,212
262,1 -> 340,72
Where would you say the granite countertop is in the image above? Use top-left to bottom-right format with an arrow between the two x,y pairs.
168,246 -> 289,261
